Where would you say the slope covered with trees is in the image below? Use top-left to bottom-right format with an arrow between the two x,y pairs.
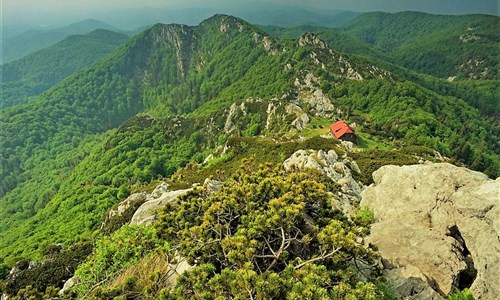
340,12 -> 500,80
0,29 -> 129,108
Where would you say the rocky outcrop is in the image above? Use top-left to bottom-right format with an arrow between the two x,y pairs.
284,149 -> 362,215
101,183 -> 168,230
57,276 -> 76,295
103,192 -> 150,226
298,33 -> 328,49
286,103 -> 310,130
294,73 -> 337,118
130,188 -> 193,226
360,163 -> 500,299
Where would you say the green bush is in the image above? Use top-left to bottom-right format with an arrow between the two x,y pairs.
448,289 -> 474,300
2,242 -> 92,297
157,163 -> 385,299
74,225 -> 167,297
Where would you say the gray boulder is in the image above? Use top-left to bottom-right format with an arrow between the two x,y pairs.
57,276 -> 77,295
130,188 -> 192,226
102,192 -> 150,228
151,182 -> 169,198
361,163 -> 499,299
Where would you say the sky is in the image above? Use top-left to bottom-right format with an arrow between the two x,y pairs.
2,0 -> 499,27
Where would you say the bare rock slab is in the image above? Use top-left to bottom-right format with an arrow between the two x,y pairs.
361,163 -> 499,299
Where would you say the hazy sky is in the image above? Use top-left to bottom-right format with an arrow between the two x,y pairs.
2,0 -> 499,27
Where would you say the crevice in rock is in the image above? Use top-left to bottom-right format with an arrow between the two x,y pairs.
447,225 -> 477,290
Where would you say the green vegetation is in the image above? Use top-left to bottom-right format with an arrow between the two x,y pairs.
1,29 -> 129,108
158,163 -> 386,299
299,116 -> 332,138
352,148 -> 432,185
74,225 -> 167,298
168,136 -> 343,189
0,115 -> 213,263
1,242 -> 92,299
326,79 -> 500,178
62,163 -> 389,299
341,12 -> 500,80
261,25 -> 387,61
447,288 -> 474,300
0,13 -> 498,299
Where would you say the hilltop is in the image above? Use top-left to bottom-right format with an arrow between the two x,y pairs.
0,29 -> 129,108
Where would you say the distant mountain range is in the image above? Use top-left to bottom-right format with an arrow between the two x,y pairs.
1,19 -> 117,64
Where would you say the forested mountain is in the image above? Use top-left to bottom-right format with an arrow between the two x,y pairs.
0,13 -> 498,299
261,17 -> 500,120
261,25 -> 386,60
0,29 -> 129,108
341,11 -> 500,80
1,19 -> 117,64
237,8 -> 361,28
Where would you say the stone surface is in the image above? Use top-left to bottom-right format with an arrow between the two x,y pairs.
283,149 -> 363,215
151,182 -> 169,198
165,254 -> 192,287
107,192 -> 150,219
294,73 -> 337,117
130,189 -> 192,226
360,163 -> 500,299
58,276 -> 76,295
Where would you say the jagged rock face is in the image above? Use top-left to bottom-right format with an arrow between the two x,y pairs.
283,149 -> 362,215
294,73 -> 337,118
360,163 -> 500,299
298,33 -> 328,49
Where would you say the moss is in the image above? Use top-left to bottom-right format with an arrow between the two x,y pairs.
447,288 -> 474,300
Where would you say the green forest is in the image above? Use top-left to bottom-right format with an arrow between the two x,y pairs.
1,29 -> 129,108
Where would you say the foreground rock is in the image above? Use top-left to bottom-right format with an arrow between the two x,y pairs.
361,163 -> 499,299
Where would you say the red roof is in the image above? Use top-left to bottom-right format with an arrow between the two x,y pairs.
330,120 -> 354,139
